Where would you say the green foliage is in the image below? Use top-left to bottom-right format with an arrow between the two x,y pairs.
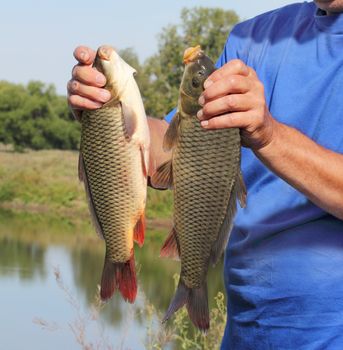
0,7 -> 239,150
0,80 -> 80,151
140,7 -> 239,118
143,273 -> 227,350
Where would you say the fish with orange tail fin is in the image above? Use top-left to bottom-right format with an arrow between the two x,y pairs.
151,46 -> 246,330
79,45 -> 150,303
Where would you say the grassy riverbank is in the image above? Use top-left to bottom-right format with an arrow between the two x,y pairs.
0,147 -> 173,230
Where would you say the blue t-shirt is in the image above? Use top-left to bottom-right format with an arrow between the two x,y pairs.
165,2 -> 343,349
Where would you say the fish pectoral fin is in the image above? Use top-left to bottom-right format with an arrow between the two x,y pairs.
139,144 -> 149,178
163,112 -> 180,152
121,102 -> 138,141
79,153 -> 105,240
150,159 -> 173,190
238,170 -> 247,208
160,227 -> 180,260
133,213 -> 146,247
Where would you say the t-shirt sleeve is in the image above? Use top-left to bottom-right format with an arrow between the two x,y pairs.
164,24 -> 245,123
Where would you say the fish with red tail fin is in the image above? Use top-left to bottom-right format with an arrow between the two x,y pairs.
151,46 -> 246,330
79,45 -> 150,303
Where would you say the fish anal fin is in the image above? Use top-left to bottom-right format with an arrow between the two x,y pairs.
150,160 -> 173,190
133,213 -> 145,247
79,153 -> 104,240
163,113 -> 180,152
160,227 -> 180,260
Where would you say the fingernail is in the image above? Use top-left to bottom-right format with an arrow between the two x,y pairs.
204,80 -> 213,89
197,109 -> 203,120
201,120 -> 209,127
198,95 -> 205,106
80,51 -> 89,62
96,74 -> 106,85
100,89 -> 111,102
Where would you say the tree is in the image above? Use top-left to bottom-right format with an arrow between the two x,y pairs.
0,80 -> 80,151
141,7 -> 239,118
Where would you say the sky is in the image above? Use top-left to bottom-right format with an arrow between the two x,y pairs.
0,0 -> 298,95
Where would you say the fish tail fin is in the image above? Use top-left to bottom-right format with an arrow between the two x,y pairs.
133,213 -> 146,247
100,254 -> 137,303
162,279 -> 209,331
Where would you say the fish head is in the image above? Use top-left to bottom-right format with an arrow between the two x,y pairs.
93,45 -> 136,101
180,46 -> 215,116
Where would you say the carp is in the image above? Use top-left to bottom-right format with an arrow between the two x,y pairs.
152,46 -> 246,330
79,45 -> 150,303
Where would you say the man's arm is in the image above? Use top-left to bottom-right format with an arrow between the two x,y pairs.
67,46 -> 171,177
198,59 -> 343,220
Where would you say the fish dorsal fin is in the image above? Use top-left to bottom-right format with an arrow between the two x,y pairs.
209,170 -> 247,266
150,159 -> 173,190
163,113 -> 180,152
238,171 -> 247,208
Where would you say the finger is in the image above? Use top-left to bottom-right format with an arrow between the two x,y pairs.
198,94 -> 252,121
200,75 -> 251,104
67,80 -> 111,104
72,64 -> 106,87
68,94 -> 103,111
200,112 -> 253,130
205,59 -> 249,87
73,46 -> 97,65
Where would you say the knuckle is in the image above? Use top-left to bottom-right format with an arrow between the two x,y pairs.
227,76 -> 238,88
68,80 -> 79,94
232,59 -> 245,71
71,65 -> 79,79
203,104 -> 211,116
225,95 -> 237,109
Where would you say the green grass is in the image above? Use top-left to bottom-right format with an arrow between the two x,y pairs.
0,148 -> 173,225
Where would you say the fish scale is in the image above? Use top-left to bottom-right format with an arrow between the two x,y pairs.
154,46 -> 246,330
174,119 -> 241,288
81,104 -> 142,263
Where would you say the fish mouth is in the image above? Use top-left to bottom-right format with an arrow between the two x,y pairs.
98,45 -> 115,61
183,46 -> 204,64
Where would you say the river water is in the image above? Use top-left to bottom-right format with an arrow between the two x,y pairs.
0,210 -> 225,350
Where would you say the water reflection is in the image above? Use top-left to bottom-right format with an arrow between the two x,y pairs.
0,236 -> 46,280
0,209 -> 226,348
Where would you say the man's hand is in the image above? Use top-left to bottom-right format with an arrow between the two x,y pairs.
67,46 -> 111,119
197,59 -> 276,150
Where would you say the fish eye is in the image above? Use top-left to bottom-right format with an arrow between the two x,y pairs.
197,70 -> 205,77
192,77 -> 200,88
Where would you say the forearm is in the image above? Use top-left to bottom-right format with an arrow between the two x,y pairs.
255,119 -> 343,219
147,117 -> 171,177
